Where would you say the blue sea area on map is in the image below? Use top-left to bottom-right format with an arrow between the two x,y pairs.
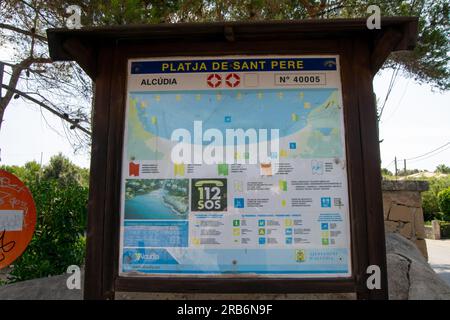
130,88 -> 336,143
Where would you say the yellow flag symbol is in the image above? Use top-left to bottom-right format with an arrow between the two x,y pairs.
174,163 -> 185,176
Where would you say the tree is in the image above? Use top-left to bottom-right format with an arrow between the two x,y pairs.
0,0 -> 92,151
381,168 -> 393,176
340,0 -> 449,91
1,0 -> 448,154
1,160 -> 41,185
43,153 -> 89,187
435,164 -> 450,174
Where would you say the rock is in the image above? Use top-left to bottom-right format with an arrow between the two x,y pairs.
385,220 -> 399,233
0,271 -> 83,300
385,233 -> 450,300
386,232 -> 426,263
399,222 -> 413,239
409,261 -> 450,300
386,253 -> 410,300
414,239 -> 428,260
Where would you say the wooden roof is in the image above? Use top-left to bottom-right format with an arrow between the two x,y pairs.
47,17 -> 418,78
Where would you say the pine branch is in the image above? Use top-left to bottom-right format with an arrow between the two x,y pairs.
0,83 -> 91,136
0,56 -> 52,114
0,23 -> 47,42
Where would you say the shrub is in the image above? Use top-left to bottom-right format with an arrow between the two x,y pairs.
7,179 -> 88,282
422,176 -> 450,221
438,187 -> 450,221
439,221 -> 450,238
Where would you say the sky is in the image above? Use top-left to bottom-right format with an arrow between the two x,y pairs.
0,58 -> 449,172
374,70 -> 450,172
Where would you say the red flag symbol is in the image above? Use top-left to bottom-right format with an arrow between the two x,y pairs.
129,162 -> 140,177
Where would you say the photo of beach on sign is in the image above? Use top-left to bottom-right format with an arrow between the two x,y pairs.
125,179 -> 189,220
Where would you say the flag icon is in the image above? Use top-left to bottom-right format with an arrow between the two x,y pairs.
174,163 -> 185,176
234,181 -> 243,192
279,180 -> 287,191
218,164 -> 229,176
129,162 -> 140,177
260,163 -> 272,176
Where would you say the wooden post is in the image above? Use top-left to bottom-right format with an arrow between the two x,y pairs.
395,157 -> 398,177
0,62 -> 4,99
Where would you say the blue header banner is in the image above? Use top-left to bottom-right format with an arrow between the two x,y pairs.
131,58 -> 337,74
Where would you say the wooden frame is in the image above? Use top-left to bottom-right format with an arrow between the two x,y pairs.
47,18 -> 418,300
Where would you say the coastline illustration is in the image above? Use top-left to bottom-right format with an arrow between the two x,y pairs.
127,88 -> 343,162
125,179 -> 189,219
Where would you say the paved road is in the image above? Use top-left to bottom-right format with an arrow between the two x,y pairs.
426,239 -> 450,287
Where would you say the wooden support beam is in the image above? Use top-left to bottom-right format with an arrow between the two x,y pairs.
224,26 -> 235,42
0,62 -> 4,99
370,27 -> 403,75
62,38 -> 97,78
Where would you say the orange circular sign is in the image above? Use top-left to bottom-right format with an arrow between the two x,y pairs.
0,170 -> 36,269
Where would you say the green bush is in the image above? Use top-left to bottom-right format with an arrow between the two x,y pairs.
1,155 -> 88,283
438,187 -> 450,221
7,180 -> 88,282
422,176 -> 450,221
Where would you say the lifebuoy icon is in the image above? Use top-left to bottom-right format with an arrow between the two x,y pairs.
226,73 -> 240,88
207,74 -> 222,88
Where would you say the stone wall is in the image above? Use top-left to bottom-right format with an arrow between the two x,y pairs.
382,180 -> 429,259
